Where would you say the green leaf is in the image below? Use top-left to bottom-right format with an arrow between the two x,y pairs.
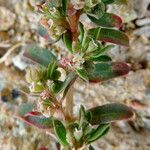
88,13 -> 122,28
88,62 -> 130,83
88,3 -> 105,19
89,55 -> 112,62
88,103 -> 134,125
86,124 -> 110,143
63,32 -> 73,53
79,22 -> 85,43
83,61 -> 95,73
24,44 -> 57,67
89,45 -> 114,60
47,61 -> 58,79
47,61 -> 61,81
89,28 -> 129,46
51,80 -> 64,94
101,0 -> 115,4
21,112 -> 53,129
53,72 -> 76,95
18,103 -> 34,117
61,0 -> 68,16
76,69 -> 89,81
53,119 -> 69,147
102,0 -> 127,4
89,145 -> 95,150
95,45 -> 114,55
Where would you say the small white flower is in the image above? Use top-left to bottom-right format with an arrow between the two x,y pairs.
72,53 -> 85,69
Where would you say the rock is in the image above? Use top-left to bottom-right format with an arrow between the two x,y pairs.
133,0 -> 150,18
133,26 -> 150,38
0,7 -> 16,31
136,18 -> 150,26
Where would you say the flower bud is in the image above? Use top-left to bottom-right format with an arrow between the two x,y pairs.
49,7 -> 62,19
85,0 -> 101,8
74,128 -> 83,141
29,82 -> 45,93
25,67 -> 41,83
48,24 -> 66,40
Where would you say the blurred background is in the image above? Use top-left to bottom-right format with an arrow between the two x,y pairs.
0,0 -> 150,149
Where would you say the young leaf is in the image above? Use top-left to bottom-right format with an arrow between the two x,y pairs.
89,55 -> 112,62
21,112 -> 53,129
89,28 -> 129,46
88,103 -> 134,125
88,13 -> 123,28
79,22 -> 85,43
88,62 -> 130,83
79,105 -> 87,129
63,32 -> 73,53
47,61 -> 58,79
53,119 -> 69,147
52,72 -> 76,95
93,45 -> 114,56
86,124 -> 110,143
23,44 -> 57,67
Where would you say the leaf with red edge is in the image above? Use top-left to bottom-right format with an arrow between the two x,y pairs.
89,28 -> 129,46
98,28 -> 129,46
88,62 -> 130,83
21,111 -> 53,129
38,25 -> 53,43
88,13 -> 123,29
88,103 -> 134,125
18,103 -> 53,129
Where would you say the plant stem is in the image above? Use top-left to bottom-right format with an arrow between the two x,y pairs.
65,85 -> 74,120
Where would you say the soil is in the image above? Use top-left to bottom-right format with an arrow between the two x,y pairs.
0,0 -> 150,150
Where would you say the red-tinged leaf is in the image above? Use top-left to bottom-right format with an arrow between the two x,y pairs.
128,100 -> 146,110
88,103 -> 134,125
88,62 -> 130,83
21,112 -> 53,129
38,25 -> 53,43
38,147 -> 48,150
23,44 -> 57,67
89,28 -> 129,46
24,111 -> 41,117
98,28 -> 129,46
88,13 -> 123,28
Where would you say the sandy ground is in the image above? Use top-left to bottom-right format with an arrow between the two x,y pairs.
0,0 -> 150,150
